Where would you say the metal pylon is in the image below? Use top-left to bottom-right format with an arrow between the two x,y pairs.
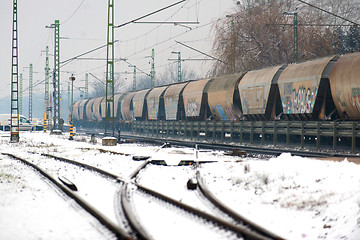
85,73 -> 89,98
175,52 -> 181,82
19,73 -> 22,115
150,49 -> 155,88
132,65 -> 136,91
293,12 -> 298,62
67,81 -> 70,122
29,63 -> 33,121
53,20 -> 61,131
44,46 -> 50,132
10,0 -> 20,142
105,0 -> 115,137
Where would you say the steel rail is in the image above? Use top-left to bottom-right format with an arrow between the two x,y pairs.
31,152 -> 140,238
40,151 -> 155,239
1,152 -> 133,240
196,171 -> 283,240
116,133 -> 360,159
121,183 -> 153,240
40,152 -> 124,181
129,182 -> 273,240
121,149 -> 274,240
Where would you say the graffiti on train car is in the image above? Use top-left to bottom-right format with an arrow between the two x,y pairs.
282,85 -> 317,114
215,105 -> 228,120
186,99 -> 201,117
165,97 -> 177,120
215,105 -> 238,120
79,108 -> 84,119
349,88 -> 360,112
241,87 -> 265,115
147,98 -> 157,120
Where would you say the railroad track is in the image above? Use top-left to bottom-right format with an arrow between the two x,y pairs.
122,176 -> 277,240
2,146 -> 284,239
124,155 -> 283,240
195,170 -> 281,240
1,152 -> 132,240
31,152 -> 138,238
76,127 -> 360,159
113,132 -> 360,159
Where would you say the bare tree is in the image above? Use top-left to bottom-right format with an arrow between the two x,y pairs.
211,0 -> 360,75
157,63 -> 198,86
136,75 -> 152,90
89,72 -> 129,98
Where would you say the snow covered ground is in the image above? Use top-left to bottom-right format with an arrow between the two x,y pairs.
0,131 -> 360,239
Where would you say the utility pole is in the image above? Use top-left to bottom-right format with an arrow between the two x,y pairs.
105,0 -> 115,137
284,12 -> 298,62
19,73 -> 22,115
147,49 -> 155,88
10,0 -> 20,142
231,16 -> 235,72
85,73 -> 89,98
293,12 -> 298,62
28,64 -> 33,121
43,46 -> 50,132
47,20 -> 61,132
68,81 -> 71,120
128,65 -> 136,90
171,51 -> 181,82
54,20 -> 61,132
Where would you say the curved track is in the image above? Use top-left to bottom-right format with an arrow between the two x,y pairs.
122,155 -> 282,240
196,170 -> 282,240
1,152 -> 132,240
2,145 -> 286,239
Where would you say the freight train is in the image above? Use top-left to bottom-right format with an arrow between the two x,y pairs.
72,52 -> 360,128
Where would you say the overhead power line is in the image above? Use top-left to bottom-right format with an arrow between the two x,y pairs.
114,0 -> 187,28
61,0 -> 86,25
133,21 -> 199,24
123,60 -> 150,77
168,58 -> 215,61
175,41 -> 228,65
89,72 -> 105,85
267,23 -> 356,27
60,40 -> 119,66
73,57 -> 127,61
296,0 -> 359,26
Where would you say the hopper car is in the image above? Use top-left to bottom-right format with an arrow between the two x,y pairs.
72,52 -> 360,128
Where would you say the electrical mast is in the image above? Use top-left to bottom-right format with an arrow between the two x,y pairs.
10,0 -> 20,142
19,73 -> 22,115
28,63 -> 33,121
85,73 -> 89,98
150,49 -> 155,88
172,51 -> 181,82
44,46 -> 50,132
177,52 -> 181,82
53,20 -> 61,132
105,0 -> 115,137
68,82 -> 71,120
131,65 -> 136,91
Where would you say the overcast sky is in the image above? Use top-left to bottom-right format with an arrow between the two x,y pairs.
0,0 -> 237,106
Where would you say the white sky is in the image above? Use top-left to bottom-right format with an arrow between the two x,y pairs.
0,0 -> 237,100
